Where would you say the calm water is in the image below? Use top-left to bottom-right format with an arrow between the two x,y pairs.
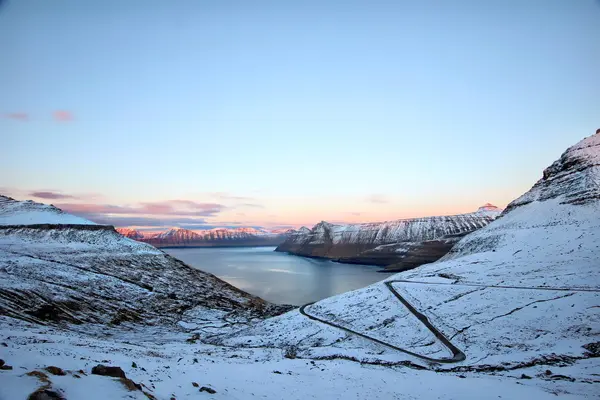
164,246 -> 390,306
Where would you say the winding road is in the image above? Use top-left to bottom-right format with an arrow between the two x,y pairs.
298,280 -> 599,364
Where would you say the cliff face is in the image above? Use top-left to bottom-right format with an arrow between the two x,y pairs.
276,206 -> 501,268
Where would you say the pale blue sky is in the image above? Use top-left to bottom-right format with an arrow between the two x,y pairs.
1,0 -> 599,229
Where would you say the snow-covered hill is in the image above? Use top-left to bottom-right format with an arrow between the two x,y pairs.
209,131 -> 600,396
0,199 -> 290,328
276,204 -> 502,268
0,195 -> 95,225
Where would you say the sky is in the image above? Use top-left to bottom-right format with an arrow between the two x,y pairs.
1,0 -> 599,231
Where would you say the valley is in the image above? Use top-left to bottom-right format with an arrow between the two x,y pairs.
1,131 -> 598,399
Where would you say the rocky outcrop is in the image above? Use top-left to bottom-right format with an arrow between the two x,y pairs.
504,133 -> 600,212
276,206 -> 501,269
0,197 -> 291,327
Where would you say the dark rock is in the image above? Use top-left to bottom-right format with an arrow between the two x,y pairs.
272,370 -> 282,374
45,366 -> 66,376
199,387 -> 217,394
545,369 -> 552,375
132,362 -> 138,368
26,389 -> 65,400
119,377 -> 142,391
186,333 -> 200,343
0,365 -> 13,370
26,371 -> 50,383
520,374 -> 532,379
1,343 -> 7,347
583,341 -> 600,356
192,382 -> 199,387
91,364 -> 126,378
0,359 -> 3,367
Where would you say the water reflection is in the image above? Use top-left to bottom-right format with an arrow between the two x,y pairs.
164,246 -> 389,306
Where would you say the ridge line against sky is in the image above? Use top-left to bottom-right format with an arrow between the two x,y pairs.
2,0 -> 599,230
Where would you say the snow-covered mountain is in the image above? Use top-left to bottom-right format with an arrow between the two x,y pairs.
0,197 -> 290,327
212,131 -> 599,397
136,226 -> 293,248
276,205 -> 502,268
115,227 -> 146,240
1,132 -> 598,399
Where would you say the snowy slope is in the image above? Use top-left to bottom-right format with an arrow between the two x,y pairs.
208,132 -> 600,396
0,200 -> 290,328
0,195 -> 95,225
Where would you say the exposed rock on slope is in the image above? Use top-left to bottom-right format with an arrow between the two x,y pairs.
276,205 -> 501,269
0,196 -> 290,327
505,133 -> 600,211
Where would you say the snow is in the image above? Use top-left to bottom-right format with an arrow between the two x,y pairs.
0,317 -> 588,400
1,133 -> 599,399
284,206 -> 502,247
0,195 -> 96,226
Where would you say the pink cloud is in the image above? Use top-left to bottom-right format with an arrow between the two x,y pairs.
55,200 -> 225,217
53,110 -> 74,122
30,191 -> 77,200
3,112 -> 29,121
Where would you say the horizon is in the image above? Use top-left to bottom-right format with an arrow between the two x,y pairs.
2,0 -> 599,231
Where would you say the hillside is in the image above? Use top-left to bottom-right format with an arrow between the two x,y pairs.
276,204 -> 502,269
209,131 -> 600,396
0,196 -> 290,328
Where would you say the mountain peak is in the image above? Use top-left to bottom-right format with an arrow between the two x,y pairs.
505,131 -> 600,212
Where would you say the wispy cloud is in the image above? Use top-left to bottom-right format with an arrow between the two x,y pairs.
56,200 -> 225,218
83,215 -> 213,229
53,199 -> 228,229
30,191 -> 78,200
53,110 -> 74,122
366,194 -> 389,204
3,112 -> 29,121
239,203 -> 264,208
210,192 -> 254,201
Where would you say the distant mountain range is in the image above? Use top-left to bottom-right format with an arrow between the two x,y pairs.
116,226 -> 296,248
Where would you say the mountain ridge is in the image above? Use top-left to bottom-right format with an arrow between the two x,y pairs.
276,205 -> 502,269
